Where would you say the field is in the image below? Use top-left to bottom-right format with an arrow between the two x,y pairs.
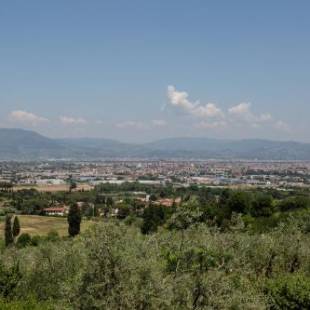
0,215 -> 94,236
13,183 -> 94,192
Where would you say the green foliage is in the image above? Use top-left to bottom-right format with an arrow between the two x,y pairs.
30,235 -> 43,247
251,193 -> 274,217
116,204 -> 131,219
0,298 -> 53,310
67,203 -> 82,237
0,220 -> 309,308
46,230 -> 60,242
265,274 -> 310,309
227,191 -> 252,214
141,205 -> 166,234
106,196 -> 114,207
1,186 -> 310,308
278,196 -> 310,212
12,216 -> 21,238
167,199 -> 203,230
16,233 -> 32,248
4,214 -> 13,247
0,260 -> 21,298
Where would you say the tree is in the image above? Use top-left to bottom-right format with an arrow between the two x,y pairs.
67,203 -> 82,237
12,216 -> 21,239
4,215 -> 14,247
149,194 -> 157,202
106,196 -> 114,208
69,181 -> 77,193
117,204 -> 131,219
0,182 -> 13,193
67,175 -> 77,193
227,191 -> 251,215
141,205 -> 166,234
251,194 -> 274,217
265,274 -> 310,309
167,199 -> 203,230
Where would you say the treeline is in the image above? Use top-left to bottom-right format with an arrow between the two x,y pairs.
1,183 -> 310,235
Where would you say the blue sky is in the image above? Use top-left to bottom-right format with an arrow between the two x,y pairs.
0,0 -> 309,142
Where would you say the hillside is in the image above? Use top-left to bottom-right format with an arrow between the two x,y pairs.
1,128 -> 310,160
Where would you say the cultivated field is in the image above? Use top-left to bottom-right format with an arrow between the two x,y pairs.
0,215 -> 94,236
13,183 -> 94,192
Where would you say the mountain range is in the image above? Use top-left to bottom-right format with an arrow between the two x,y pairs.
0,128 -> 310,161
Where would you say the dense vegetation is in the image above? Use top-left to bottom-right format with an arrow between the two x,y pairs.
0,183 -> 310,309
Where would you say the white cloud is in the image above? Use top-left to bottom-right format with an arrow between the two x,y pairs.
229,103 -> 274,127
167,85 -> 195,110
166,85 -> 289,133
192,103 -> 224,118
9,110 -> 49,126
228,102 -> 273,127
167,86 -> 224,120
228,102 -> 251,117
60,116 -> 87,125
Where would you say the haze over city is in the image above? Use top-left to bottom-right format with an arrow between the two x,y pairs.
1,1 -> 309,142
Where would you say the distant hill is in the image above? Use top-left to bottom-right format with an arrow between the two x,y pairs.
0,128 -> 67,160
1,128 -> 310,160
145,138 -> 310,160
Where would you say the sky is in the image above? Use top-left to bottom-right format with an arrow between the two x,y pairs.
0,0 -> 309,142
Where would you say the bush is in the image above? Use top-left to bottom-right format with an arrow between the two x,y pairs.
141,205 -> 166,234
30,235 -> 43,246
227,191 -> 252,214
265,274 -> 310,309
279,197 -> 310,212
16,233 -> 32,248
0,297 -> 53,309
251,193 -> 274,217
46,231 -> 60,242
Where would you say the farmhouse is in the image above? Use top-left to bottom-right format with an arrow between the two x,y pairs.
154,197 -> 182,207
43,207 -> 68,216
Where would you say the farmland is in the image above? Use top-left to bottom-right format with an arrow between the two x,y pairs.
13,183 -> 94,192
0,215 -> 93,237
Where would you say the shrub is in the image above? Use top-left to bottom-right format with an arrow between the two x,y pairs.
265,274 -> 310,309
279,197 -> 310,212
0,298 -> 53,310
46,230 -> 60,242
16,233 -> 32,248
30,235 -> 42,246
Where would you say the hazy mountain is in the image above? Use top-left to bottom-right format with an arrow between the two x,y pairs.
1,128 -> 310,160
0,128 -> 68,160
145,138 -> 310,160
0,129 -> 143,160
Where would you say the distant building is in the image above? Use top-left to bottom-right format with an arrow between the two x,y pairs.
43,206 -> 68,216
154,197 -> 181,207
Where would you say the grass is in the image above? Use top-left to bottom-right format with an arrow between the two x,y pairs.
13,183 -> 94,192
0,215 -> 94,237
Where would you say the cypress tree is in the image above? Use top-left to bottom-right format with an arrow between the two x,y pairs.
4,214 -> 14,247
12,216 -> 21,239
67,203 -> 82,237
